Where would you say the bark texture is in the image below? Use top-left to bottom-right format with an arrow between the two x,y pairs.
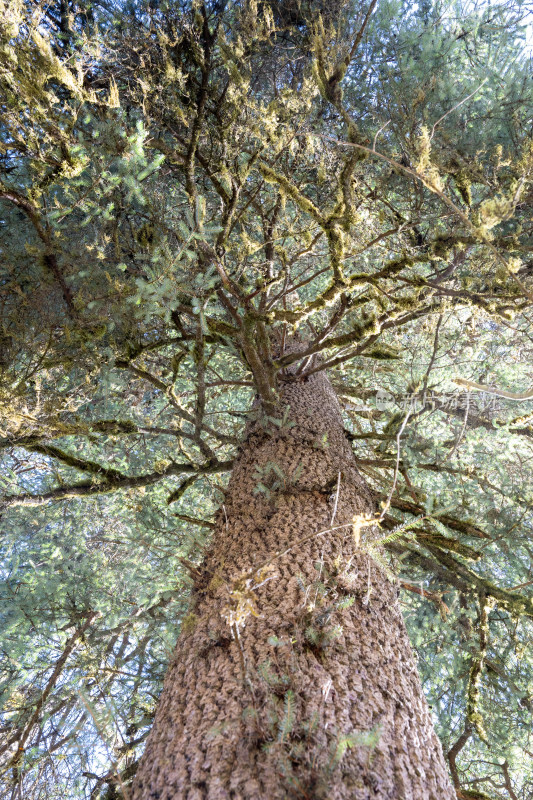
132,369 -> 455,800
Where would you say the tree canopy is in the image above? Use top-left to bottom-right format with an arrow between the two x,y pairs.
0,1 -> 532,798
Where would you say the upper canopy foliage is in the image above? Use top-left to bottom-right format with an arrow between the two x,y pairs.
0,1 -> 532,798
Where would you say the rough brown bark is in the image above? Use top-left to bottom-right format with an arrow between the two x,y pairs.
132,369 -> 455,799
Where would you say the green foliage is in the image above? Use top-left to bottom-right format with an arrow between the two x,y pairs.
329,723 -> 382,769
277,690 -> 296,743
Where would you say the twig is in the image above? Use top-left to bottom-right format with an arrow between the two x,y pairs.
5,612 -> 99,763
509,578 -> 533,591
454,377 -> 533,400
173,513 -> 215,529
77,689 -> 130,800
362,560 -> 372,606
399,581 -> 449,618
347,0 -> 379,63
240,517 -> 378,584
422,314 -> 443,394
0,190 -> 78,317
330,471 -> 342,525
448,390 -> 470,458
379,405 -> 412,522
430,79 -> 488,140
373,120 -> 391,151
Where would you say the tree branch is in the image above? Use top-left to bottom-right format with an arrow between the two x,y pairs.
0,460 -> 233,512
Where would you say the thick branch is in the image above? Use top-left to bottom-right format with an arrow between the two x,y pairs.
374,493 -> 491,540
0,460 -> 233,511
447,722 -> 473,792
23,443 -> 126,482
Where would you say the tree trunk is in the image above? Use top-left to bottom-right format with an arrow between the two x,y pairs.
132,369 -> 455,800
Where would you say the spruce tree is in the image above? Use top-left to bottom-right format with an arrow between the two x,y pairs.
0,2 -> 532,798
